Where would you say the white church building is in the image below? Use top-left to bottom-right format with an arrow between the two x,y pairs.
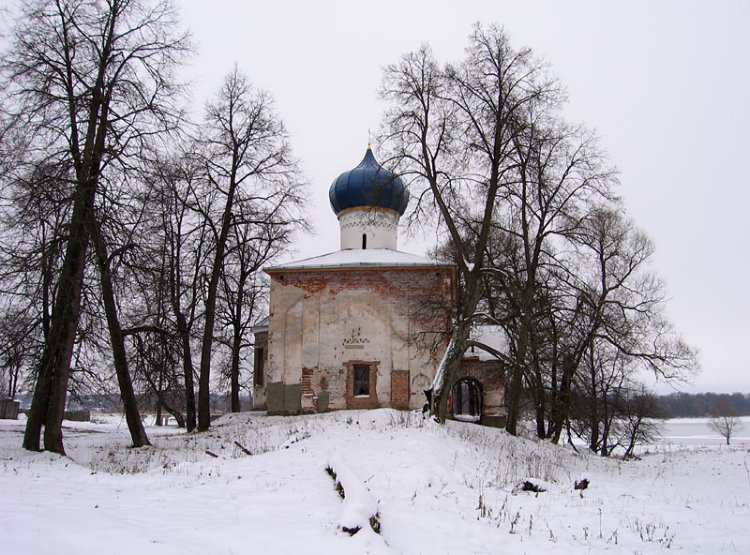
253,148 -> 505,425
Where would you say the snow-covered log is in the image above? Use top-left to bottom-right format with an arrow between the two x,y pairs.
326,453 -> 380,535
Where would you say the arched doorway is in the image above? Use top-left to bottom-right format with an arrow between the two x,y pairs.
451,378 -> 482,422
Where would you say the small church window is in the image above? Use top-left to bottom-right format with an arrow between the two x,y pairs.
353,364 -> 370,396
362,234 -> 367,249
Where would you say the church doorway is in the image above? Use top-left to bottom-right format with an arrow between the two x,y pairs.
451,378 -> 482,422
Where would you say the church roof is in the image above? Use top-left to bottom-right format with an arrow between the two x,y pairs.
329,147 -> 409,216
266,248 -> 452,272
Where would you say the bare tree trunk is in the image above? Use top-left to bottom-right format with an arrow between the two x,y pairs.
505,309 -> 533,436
25,164 -> 96,453
197,188 -> 235,431
431,318 -> 473,422
230,324 -> 242,413
587,345 -> 600,452
33,195 -> 92,454
168,245 -> 197,431
227,276 -> 249,413
550,354 -> 576,444
89,218 -> 150,447
176,314 -> 197,431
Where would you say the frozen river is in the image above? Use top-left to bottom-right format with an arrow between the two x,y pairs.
659,416 -> 750,445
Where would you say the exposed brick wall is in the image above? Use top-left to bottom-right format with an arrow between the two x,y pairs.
456,358 -> 504,390
300,366 -> 315,414
272,268 -> 453,331
390,370 -> 410,410
301,367 -> 314,396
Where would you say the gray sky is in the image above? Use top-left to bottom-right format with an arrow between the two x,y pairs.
183,1 -> 747,393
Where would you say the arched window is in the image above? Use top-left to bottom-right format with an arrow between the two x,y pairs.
451,378 -> 482,422
362,233 -> 367,249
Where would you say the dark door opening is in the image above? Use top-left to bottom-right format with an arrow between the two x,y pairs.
451,378 -> 482,422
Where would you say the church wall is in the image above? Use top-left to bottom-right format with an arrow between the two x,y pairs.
263,284 -> 303,415
262,266 -> 453,415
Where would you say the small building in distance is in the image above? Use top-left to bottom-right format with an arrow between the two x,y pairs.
253,147 -> 505,426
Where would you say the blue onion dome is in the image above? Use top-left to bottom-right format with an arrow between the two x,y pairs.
329,147 -> 409,216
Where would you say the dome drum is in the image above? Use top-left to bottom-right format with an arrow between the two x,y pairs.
338,207 -> 399,250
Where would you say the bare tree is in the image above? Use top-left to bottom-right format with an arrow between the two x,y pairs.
88,176 -> 152,447
380,25 -> 561,424
0,310 -> 35,398
494,121 -> 614,437
621,385 -> 664,458
547,209 -> 697,444
194,67 -> 304,431
0,0 -> 188,454
138,152 -> 212,432
710,401 -> 741,445
216,217 -> 285,413
0,159 -> 70,402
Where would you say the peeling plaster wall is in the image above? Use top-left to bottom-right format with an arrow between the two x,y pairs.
260,267 -> 452,414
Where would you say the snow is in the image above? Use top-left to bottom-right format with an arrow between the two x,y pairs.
467,324 -> 508,361
266,248 -> 450,271
326,453 -> 380,535
1,411 -> 749,554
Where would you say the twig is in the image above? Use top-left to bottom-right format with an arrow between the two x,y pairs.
234,441 -> 252,456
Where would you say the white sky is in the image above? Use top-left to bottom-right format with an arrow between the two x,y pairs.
178,0 -> 749,395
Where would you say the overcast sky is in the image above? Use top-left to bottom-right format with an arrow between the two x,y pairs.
176,0 -> 750,394
1,0 -> 737,394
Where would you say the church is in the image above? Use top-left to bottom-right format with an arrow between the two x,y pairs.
252,147 -> 505,426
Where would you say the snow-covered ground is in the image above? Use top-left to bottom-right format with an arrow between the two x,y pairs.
1,411 -> 748,554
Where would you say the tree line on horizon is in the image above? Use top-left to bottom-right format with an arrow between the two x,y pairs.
658,391 -> 750,418
0,1 -> 698,458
